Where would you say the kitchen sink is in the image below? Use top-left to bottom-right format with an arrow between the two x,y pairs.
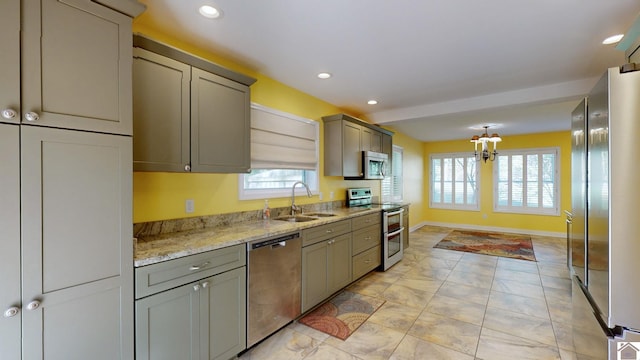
274,215 -> 319,222
304,212 -> 336,217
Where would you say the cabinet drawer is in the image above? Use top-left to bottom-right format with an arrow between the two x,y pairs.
302,219 -> 351,247
352,225 -> 381,255
351,212 -> 380,231
352,245 -> 381,280
135,244 -> 245,299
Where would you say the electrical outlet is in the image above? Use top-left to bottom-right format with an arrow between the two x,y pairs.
186,199 -> 195,213
329,191 -> 334,200
319,192 -> 323,200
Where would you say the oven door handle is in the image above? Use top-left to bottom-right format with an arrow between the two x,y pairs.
386,228 -> 404,237
386,208 -> 404,217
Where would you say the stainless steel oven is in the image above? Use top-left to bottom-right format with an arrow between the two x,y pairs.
347,187 -> 404,270
382,207 -> 404,270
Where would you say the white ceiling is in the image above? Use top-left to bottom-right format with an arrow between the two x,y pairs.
134,0 -> 640,142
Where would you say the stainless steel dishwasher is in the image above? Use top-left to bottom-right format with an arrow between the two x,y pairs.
247,232 -> 301,347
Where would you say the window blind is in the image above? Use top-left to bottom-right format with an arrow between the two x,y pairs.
250,103 -> 318,170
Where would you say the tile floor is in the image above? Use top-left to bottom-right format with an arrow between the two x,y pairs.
239,225 -> 585,360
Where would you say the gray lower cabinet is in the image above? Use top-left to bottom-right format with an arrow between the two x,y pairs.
402,205 -> 410,249
133,36 -> 255,173
135,246 -> 246,360
352,213 -> 382,280
1,126 -> 134,360
301,230 -> 352,313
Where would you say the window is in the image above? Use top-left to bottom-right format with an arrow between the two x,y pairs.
494,147 -> 559,215
381,145 -> 403,202
430,153 -> 478,210
239,104 -> 319,200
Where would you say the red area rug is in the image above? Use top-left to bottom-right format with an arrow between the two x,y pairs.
299,291 -> 385,340
434,230 -> 536,261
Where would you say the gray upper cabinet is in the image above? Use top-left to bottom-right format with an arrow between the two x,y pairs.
0,124 -> 20,359
21,126 -> 134,360
322,113 -> 393,178
133,48 -> 191,172
191,68 -> 251,173
0,0 -> 19,124
21,0 -> 140,135
133,35 -> 256,173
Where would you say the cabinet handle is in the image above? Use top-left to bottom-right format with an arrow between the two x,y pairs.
364,259 -> 371,264
184,164 -> 191,172
364,236 -> 371,240
201,281 -> 210,288
3,306 -> 20,318
1,108 -> 17,120
189,261 -> 210,271
24,112 -> 40,122
325,229 -> 333,234
26,300 -> 40,311
193,284 -> 201,291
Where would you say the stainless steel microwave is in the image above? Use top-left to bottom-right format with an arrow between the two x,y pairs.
362,151 -> 388,180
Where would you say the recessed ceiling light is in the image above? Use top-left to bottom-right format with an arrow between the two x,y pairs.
602,34 -> 624,45
367,100 -> 378,105
199,5 -> 221,19
317,72 -> 331,79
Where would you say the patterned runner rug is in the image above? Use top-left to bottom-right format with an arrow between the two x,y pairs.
434,229 -> 536,261
299,291 -> 385,340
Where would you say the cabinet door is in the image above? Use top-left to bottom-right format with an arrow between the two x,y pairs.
22,0 -> 134,134
328,234 -> 353,294
21,127 -> 133,360
133,48 -> 191,172
361,127 -> 372,152
370,130 -> 382,152
302,242 -> 329,312
191,68 -> 251,173
0,124 -> 20,359
136,283 -> 201,360
0,0 -> 20,124
342,121 -> 362,177
201,267 -> 247,360
402,207 -> 409,249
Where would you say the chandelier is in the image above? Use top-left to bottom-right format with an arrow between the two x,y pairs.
470,125 -> 502,162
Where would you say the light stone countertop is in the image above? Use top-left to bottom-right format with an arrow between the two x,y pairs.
134,207 -> 382,267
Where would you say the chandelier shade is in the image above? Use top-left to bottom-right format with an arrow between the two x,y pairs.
471,126 -> 502,162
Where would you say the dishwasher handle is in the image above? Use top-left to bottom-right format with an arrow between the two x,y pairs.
249,233 -> 300,251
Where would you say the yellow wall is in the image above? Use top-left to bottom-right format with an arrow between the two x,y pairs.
423,131 -> 571,234
131,23 -> 425,224
131,22 -> 567,235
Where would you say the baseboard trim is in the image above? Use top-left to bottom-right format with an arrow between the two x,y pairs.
410,221 -> 565,239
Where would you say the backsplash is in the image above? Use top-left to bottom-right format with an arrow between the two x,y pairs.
133,200 -> 345,238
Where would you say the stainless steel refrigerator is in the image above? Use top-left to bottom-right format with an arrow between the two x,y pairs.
570,65 -> 640,359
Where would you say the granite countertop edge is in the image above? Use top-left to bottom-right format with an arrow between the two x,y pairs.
134,207 -> 386,267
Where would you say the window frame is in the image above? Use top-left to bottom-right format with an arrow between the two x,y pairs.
238,105 -> 319,201
238,168 -> 319,200
429,152 -> 480,211
493,147 -> 560,216
382,145 -> 403,203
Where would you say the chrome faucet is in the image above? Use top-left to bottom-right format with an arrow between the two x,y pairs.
291,181 -> 312,215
